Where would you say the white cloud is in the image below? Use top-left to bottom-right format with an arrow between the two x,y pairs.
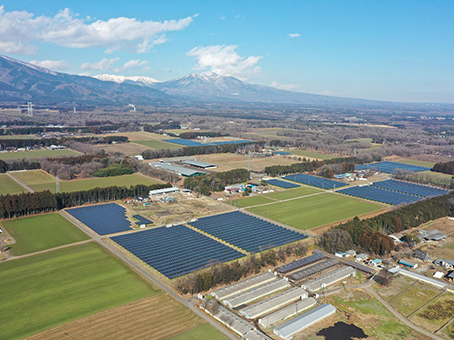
80,58 -> 119,71
270,81 -> 301,92
0,5 -> 194,54
186,45 -> 261,80
29,59 -> 70,70
114,59 -> 148,72
288,33 -> 301,38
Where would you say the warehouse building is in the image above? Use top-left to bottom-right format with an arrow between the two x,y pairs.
302,267 -> 356,292
149,187 -> 181,196
224,279 -> 290,309
288,258 -> 339,283
273,303 -> 337,340
211,271 -> 277,300
240,287 -> 307,319
149,162 -> 206,177
258,297 -> 317,328
183,160 -> 217,169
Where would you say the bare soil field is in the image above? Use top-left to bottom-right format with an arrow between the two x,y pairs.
100,131 -> 173,141
93,142 -> 150,155
27,295 -> 206,340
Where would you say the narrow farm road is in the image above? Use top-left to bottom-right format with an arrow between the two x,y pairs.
6,172 -> 34,192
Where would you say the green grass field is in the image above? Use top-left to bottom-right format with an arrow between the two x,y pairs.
247,192 -> 383,230
264,186 -> 322,200
0,242 -> 159,340
0,174 -> 28,194
230,195 -> 275,208
2,213 -> 89,255
135,140 -> 182,150
392,158 -> 435,168
0,149 -> 79,160
390,281 -> 442,317
166,323 -> 229,340
11,171 -> 160,193
290,149 -> 337,160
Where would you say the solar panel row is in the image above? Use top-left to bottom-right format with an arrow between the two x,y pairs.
371,179 -> 448,197
132,214 -> 153,225
111,225 -> 245,279
66,203 -> 132,235
283,173 -> 348,189
288,258 -> 339,282
162,138 -> 253,147
338,185 -> 422,205
267,179 -> 300,189
189,211 -> 307,253
355,161 -> 430,173
275,253 -> 326,274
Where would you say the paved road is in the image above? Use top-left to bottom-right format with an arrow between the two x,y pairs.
59,211 -> 237,340
6,172 -> 34,192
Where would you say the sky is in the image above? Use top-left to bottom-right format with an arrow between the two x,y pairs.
1,0 -> 453,103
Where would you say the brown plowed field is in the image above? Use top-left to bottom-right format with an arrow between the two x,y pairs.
27,295 -> 204,340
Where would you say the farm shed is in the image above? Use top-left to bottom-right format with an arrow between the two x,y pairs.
448,272 -> 454,282
183,160 -> 217,169
211,271 -> 277,300
273,303 -> 336,340
345,250 -> 356,257
258,298 -> 317,328
413,249 -> 429,262
239,287 -> 307,319
343,259 -> 375,275
434,259 -> 454,269
399,269 -> 447,289
224,279 -> 290,309
355,253 -> 368,262
149,186 -> 180,196
288,258 -> 339,283
275,253 -> 325,275
398,259 -> 418,269
149,162 -> 206,177
302,267 -> 356,292
423,229 -> 447,241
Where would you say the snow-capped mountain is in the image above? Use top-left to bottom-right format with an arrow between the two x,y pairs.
93,74 -> 160,86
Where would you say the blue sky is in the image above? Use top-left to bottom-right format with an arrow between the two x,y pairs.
1,1 -> 453,103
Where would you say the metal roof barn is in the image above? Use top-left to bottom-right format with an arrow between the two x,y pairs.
273,303 -> 336,339
149,162 -> 206,177
211,271 -> 277,300
183,160 -> 217,169
243,329 -> 274,340
343,259 -> 375,275
148,186 -> 180,196
398,269 -> 447,288
288,258 -> 339,282
223,279 -> 291,309
240,287 -> 308,319
302,267 -> 356,292
258,297 -> 317,328
275,253 -> 326,275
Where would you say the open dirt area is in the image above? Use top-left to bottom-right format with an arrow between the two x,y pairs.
26,295 -> 205,340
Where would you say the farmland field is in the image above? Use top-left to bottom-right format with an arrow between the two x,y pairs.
0,149 -> 79,160
11,171 -> 160,193
28,295 -> 227,340
230,195 -> 275,208
391,158 -> 436,168
390,281 -> 442,317
135,140 -> 183,149
247,192 -> 384,230
411,294 -> 454,332
0,243 -> 158,340
264,186 -> 322,200
0,174 -> 28,194
93,142 -> 151,155
100,131 -> 175,141
290,149 -> 337,160
2,213 -> 89,255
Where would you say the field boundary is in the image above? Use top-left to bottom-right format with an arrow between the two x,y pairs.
6,172 -> 34,192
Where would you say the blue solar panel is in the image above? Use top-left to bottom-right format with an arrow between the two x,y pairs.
355,161 -> 430,173
111,225 -> 245,279
283,173 -> 348,189
338,185 -> 423,205
273,151 -> 292,155
132,214 -> 153,225
189,211 -> 307,253
162,138 -> 253,147
267,179 -> 300,189
66,203 -> 132,235
371,179 -> 449,197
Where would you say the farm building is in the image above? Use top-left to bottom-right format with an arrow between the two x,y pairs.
434,259 -> 454,269
239,287 -> 307,319
335,252 -> 346,258
370,259 -> 382,267
211,271 -> 277,300
183,160 -> 217,169
413,249 -> 429,262
148,186 -> 180,196
448,272 -> 454,282
398,259 -> 418,269
243,329 -> 273,340
258,297 -> 317,328
355,253 -> 368,262
422,229 -> 447,241
343,259 -> 375,275
275,253 -> 325,275
273,303 -> 337,340
288,258 -> 339,283
302,267 -> 356,292
223,279 -> 290,309
225,183 -> 246,193
149,162 -> 206,177
398,269 -> 447,288
345,250 -> 356,257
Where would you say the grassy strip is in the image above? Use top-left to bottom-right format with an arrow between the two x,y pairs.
265,186 -> 322,200
0,149 -> 79,160
230,195 -> 274,208
135,140 -> 182,149
0,174 -> 28,194
290,149 -> 337,160
165,323 -> 229,340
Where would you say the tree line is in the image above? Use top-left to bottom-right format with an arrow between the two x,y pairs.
433,161 -> 454,175
179,131 -> 225,139
183,168 -> 249,195
2,124 -> 127,136
0,183 -> 171,219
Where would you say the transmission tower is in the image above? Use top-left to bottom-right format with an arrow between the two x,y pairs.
27,102 -> 34,117
248,152 -> 252,179
56,176 -> 60,193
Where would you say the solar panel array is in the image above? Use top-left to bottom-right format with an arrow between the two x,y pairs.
189,211 -> 307,253
66,203 -> 132,235
132,214 -> 153,226
267,179 -> 300,189
371,179 -> 449,197
338,185 -> 422,205
283,173 -> 348,189
111,224 -> 245,279
355,161 -> 430,173
275,253 -> 326,274
288,258 -> 339,282
273,151 -> 292,155
163,138 -> 253,147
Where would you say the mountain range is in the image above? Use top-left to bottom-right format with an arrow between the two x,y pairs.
0,54 -> 388,107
